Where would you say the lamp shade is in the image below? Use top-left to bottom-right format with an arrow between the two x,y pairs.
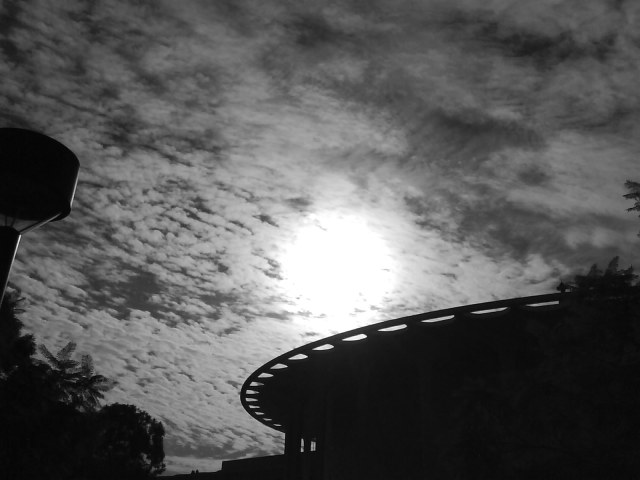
0,128 -> 79,233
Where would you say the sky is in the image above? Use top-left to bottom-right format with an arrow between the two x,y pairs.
1,0 -> 639,475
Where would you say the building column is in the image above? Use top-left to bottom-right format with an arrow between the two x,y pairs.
285,413 -> 303,480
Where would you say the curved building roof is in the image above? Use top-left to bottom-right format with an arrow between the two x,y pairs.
240,293 -> 569,434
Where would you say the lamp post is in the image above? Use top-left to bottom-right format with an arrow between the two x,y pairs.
0,128 -> 79,307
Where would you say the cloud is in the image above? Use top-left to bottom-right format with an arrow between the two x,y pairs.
2,0 -> 639,473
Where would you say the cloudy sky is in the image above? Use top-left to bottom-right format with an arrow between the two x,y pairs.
2,0 -> 639,474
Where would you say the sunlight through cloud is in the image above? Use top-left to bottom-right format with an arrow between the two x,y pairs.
282,213 -> 396,331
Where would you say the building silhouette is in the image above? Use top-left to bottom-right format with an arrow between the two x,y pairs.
195,291 -> 637,479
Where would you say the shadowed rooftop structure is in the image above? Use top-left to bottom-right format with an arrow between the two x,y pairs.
0,128 -> 79,306
0,128 -> 79,231
240,293 -> 574,479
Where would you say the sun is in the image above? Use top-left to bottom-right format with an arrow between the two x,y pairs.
281,213 -> 396,330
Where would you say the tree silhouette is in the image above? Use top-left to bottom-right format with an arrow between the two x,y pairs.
0,292 -> 35,378
0,294 -> 166,479
39,341 -> 113,411
569,256 -> 637,296
625,179 -> 640,236
88,403 -> 166,479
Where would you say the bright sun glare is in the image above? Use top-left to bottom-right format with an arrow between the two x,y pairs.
282,214 -> 396,330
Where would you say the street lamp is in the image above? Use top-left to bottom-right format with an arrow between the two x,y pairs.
0,128 -> 79,306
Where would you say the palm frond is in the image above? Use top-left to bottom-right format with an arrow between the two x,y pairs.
57,342 -> 76,362
80,354 -> 94,375
38,344 -> 58,365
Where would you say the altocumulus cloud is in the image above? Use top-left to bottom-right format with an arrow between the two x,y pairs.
1,0 -> 639,474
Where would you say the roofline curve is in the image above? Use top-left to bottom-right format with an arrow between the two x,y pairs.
241,292 -> 570,431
